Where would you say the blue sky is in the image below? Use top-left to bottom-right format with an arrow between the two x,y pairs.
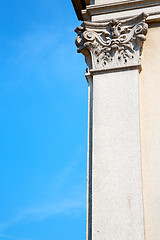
0,1 -> 88,240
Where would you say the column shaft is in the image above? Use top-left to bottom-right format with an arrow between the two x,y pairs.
90,69 -> 144,240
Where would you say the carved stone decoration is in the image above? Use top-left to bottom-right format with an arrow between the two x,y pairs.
75,13 -> 148,71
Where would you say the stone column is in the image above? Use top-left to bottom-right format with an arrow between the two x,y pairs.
75,13 -> 148,240
72,1 -> 160,240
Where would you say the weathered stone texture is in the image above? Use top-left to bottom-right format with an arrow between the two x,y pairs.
92,69 -> 144,240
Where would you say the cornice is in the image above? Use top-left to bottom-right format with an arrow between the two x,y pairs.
71,0 -> 90,20
87,0 -> 160,13
82,0 -> 160,22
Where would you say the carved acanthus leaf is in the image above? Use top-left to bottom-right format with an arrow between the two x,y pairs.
75,13 -> 148,71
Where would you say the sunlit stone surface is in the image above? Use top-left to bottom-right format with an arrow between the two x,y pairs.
71,0 -> 160,240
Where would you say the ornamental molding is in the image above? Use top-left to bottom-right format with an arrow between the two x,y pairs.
82,0 -> 160,22
75,13 -> 148,72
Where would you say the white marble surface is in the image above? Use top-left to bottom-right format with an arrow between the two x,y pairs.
91,69 -> 144,240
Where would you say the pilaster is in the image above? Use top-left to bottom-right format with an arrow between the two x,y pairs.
75,11 -> 148,240
72,1 -> 160,240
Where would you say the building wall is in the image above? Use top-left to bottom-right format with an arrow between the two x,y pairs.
140,23 -> 160,240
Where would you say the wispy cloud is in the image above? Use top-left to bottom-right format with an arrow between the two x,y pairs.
52,147 -> 86,191
0,196 -> 85,234
0,234 -> 32,240
0,145 -> 86,233
1,23 -> 79,92
0,144 -> 86,238
14,198 -> 85,221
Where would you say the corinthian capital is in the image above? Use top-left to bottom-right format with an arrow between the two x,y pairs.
75,13 -> 148,71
